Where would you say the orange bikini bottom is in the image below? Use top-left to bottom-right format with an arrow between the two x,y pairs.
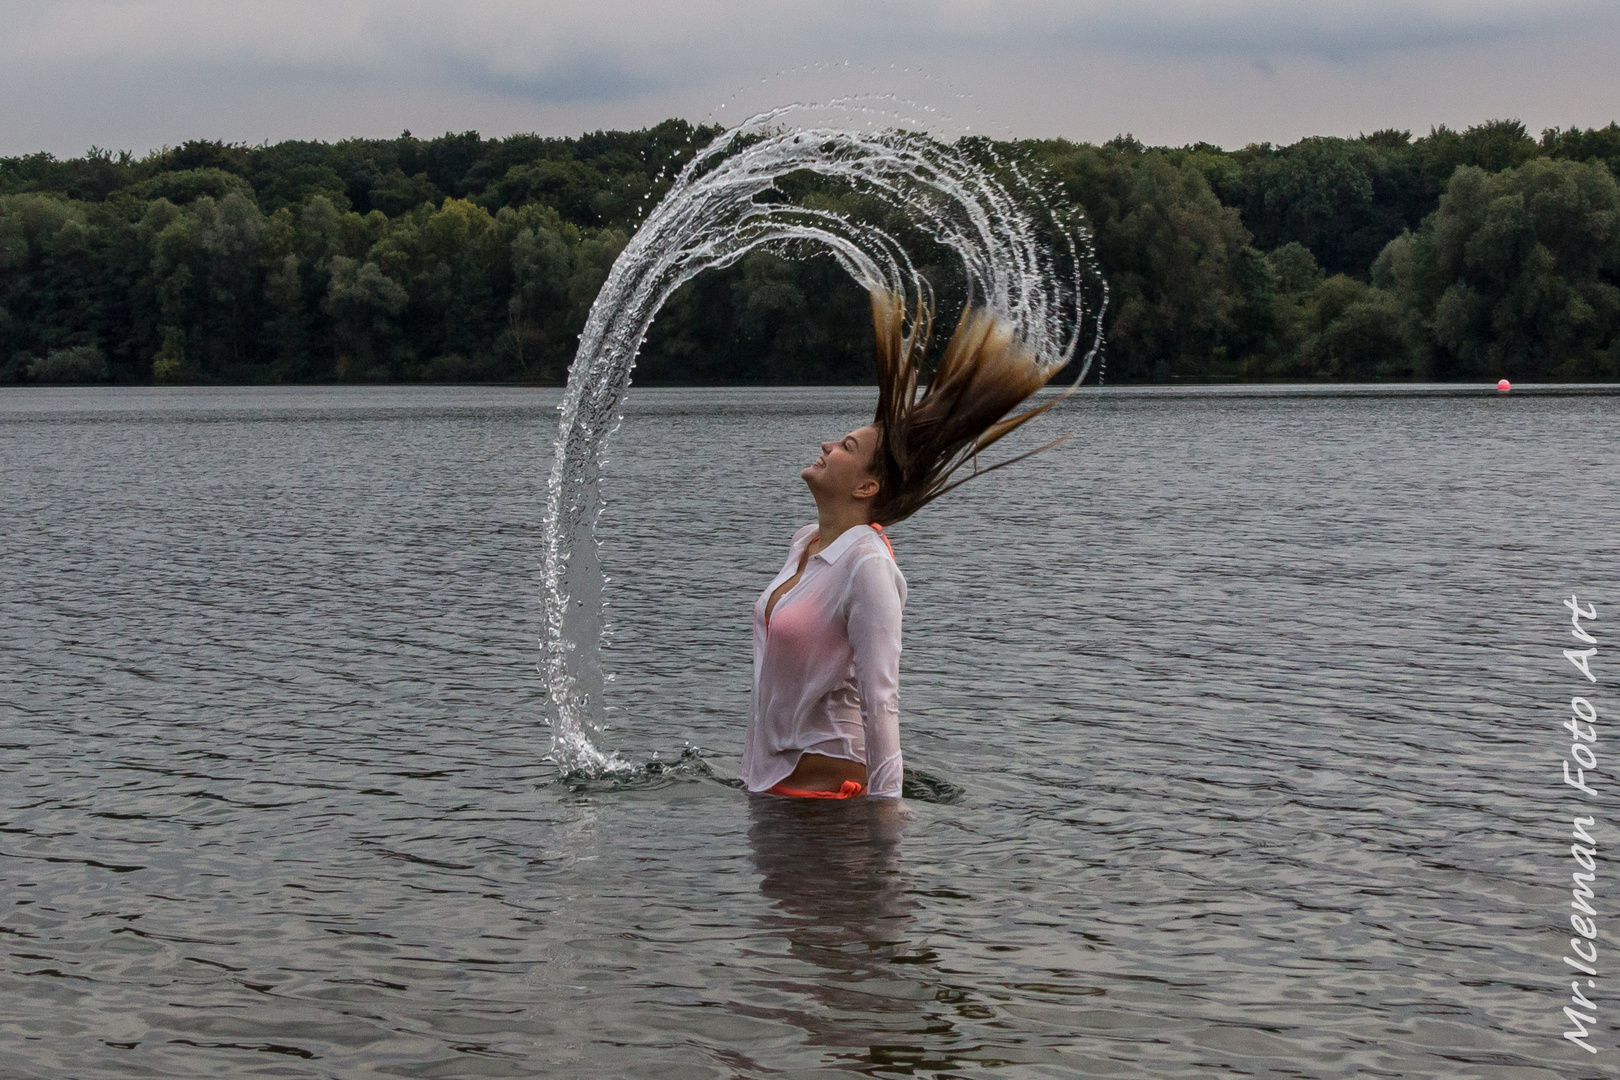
767,779 -> 867,799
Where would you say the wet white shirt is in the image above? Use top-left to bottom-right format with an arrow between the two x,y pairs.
741,522 -> 907,798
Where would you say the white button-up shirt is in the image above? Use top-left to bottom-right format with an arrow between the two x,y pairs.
741,522 -> 907,798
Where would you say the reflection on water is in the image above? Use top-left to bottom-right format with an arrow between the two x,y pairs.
744,797 -> 941,1074
749,796 -> 913,962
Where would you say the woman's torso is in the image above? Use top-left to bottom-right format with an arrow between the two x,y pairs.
740,523 -> 906,797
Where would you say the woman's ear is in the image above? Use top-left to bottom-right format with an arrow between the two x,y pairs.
852,476 -> 881,501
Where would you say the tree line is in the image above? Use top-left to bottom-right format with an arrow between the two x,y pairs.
2,117 -> 1617,385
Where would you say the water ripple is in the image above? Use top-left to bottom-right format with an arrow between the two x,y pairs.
2,384 -> 1616,1078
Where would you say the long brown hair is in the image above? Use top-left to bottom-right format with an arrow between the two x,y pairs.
867,288 -> 1072,526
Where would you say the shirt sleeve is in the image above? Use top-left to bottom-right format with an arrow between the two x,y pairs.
846,551 -> 906,798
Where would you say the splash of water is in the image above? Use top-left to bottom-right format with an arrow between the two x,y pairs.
541,103 -> 1105,776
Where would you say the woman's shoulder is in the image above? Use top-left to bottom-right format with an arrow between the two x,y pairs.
852,525 -> 899,563
846,531 -> 906,588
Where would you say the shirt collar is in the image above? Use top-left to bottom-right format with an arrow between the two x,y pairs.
813,524 -> 878,567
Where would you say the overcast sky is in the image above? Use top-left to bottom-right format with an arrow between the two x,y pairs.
3,0 -> 1618,157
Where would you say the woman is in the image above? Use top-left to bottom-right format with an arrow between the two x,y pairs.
741,289 -> 1071,799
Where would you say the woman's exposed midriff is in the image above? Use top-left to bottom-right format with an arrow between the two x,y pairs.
776,751 -> 867,792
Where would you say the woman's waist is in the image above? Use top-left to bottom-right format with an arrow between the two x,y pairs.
746,703 -> 866,756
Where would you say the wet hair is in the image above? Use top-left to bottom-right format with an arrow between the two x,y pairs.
866,288 -> 1070,527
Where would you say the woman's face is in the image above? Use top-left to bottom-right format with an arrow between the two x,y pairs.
802,425 -> 880,503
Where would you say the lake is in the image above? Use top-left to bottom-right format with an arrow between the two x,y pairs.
2,383 -> 1617,1079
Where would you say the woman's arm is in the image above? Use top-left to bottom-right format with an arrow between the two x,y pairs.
847,553 -> 906,797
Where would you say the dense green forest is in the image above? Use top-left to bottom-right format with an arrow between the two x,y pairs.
3,117 -> 1618,385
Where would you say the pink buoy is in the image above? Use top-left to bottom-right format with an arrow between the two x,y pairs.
1497,379 -> 1511,392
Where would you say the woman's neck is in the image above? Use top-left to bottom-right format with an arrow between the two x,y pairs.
812,501 -> 873,552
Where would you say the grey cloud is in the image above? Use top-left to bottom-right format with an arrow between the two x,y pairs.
5,2 -> 1612,91
437,50 -> 674,104
869,0 -> 1613,62
348,2 -> 1620,97
0,0 -> 1616,157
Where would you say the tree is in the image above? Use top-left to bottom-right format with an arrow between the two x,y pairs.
147,192 -> 266,379
1,118 -> 1617,386
502,212 -> 572,380
1543,123 -> 1620,180
1032,140 -> 1273,380
1376,159 -> 1620,379
28,344 -> 107,382
1220,137 -> 1409,278
322,256 -> 408,379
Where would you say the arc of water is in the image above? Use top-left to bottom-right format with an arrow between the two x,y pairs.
541,107 -> 1105,775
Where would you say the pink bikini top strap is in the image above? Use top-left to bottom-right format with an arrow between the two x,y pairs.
869,522 -> 894,557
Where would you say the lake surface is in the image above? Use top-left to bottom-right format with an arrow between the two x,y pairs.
2,383 -> 1617,1079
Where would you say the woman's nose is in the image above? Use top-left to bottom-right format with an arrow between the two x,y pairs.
821,440 -> 836,454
